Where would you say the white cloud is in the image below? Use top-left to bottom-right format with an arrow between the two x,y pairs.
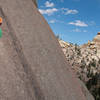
49,20 -> 55,23
45,1 -> 54,7
73,28 -> 81,32
69,20 -> 88,27
39,8 -> 58,15
72,28 -> 87,32
89,21 -> 96,26
83,30 -> 87,32
62,8 -> 78,15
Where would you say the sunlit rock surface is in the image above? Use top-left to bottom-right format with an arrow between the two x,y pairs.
93,32 -> 100,57
0,0 -> 94,100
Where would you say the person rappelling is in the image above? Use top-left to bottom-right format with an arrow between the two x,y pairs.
0,17 -> 3,38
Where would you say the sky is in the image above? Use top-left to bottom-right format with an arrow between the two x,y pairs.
38,0 -> 100,45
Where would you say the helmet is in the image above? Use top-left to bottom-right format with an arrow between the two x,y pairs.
0,17 -> 3,24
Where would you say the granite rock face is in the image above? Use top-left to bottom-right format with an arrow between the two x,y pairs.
93,32 -> 100,57
0,0 -> 94,100
59,39 -> 100,80
59,33 -> 100,99
32,0 -> 38,7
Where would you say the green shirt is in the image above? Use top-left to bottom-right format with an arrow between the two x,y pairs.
0,28 -> 2,38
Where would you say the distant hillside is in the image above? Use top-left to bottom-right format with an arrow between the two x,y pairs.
59,32 -> 100,100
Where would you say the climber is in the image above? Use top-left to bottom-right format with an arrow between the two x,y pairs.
0,17 -> 2,38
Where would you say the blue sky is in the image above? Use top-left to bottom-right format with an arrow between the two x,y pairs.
38,0 -> 100,45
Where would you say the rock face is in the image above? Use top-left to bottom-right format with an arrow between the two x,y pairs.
0,0 -> 94,100
93,32 -> 100,57
32,0 -> 38,7
59,34 -> 100,99
59,39 -> 100,80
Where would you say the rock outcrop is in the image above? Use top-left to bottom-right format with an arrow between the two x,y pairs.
59,38 -> 100,80
0,0 -> 94,100
59,33 -> 100,100
93,32 -> 100,57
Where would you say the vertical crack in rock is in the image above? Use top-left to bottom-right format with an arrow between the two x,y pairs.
0,7 -> 45,100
